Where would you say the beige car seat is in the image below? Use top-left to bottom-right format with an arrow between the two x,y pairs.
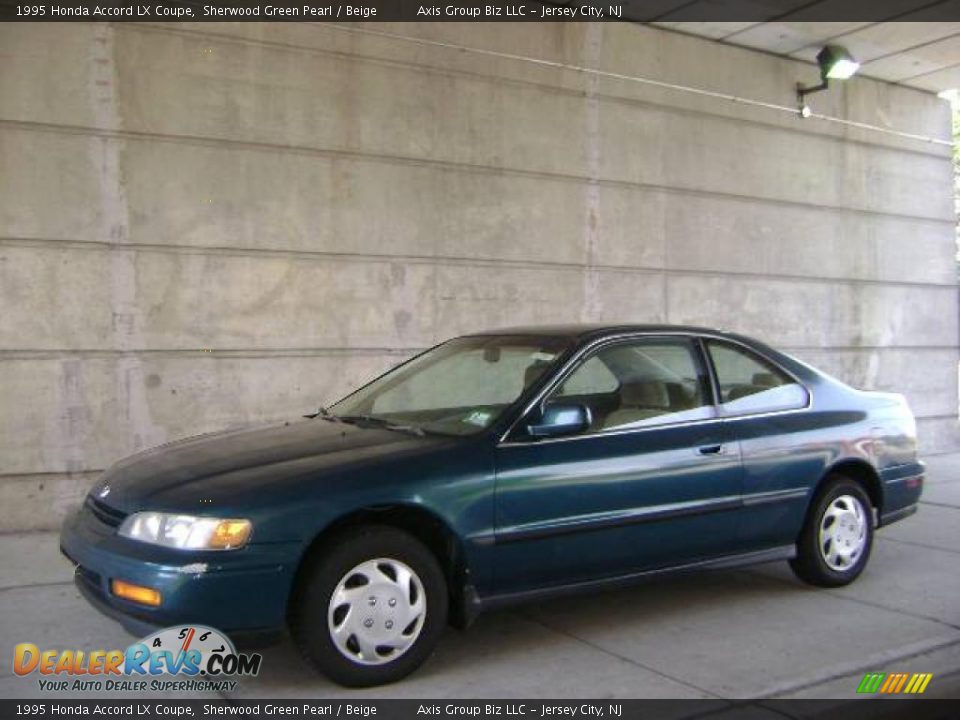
603,380 -> 671,429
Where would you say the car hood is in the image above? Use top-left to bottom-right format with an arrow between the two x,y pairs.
92,418 -> 452,513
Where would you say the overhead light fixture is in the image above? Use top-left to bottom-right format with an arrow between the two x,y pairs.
823,51 -> 860,80
796,45 -> 860,117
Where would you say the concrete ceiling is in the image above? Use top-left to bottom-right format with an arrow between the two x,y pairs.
639,1 -> 960,93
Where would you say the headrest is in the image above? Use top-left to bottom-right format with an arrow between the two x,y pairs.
524,360 -> 551,388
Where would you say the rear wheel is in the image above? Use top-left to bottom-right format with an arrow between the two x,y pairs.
291,525 -> 448,687
790,475 -> 873,587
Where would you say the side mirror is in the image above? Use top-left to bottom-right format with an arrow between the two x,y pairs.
526,403 -> 591,438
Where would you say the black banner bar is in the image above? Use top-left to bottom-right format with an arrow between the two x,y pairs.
5,0 -> 960,22
2,699 -> 960,720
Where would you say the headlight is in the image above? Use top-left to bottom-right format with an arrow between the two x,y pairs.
118,512 -> 252,550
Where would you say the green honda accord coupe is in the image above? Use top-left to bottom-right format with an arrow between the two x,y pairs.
61,325 -> 924,686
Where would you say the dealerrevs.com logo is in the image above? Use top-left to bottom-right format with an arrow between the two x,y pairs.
13,625 -> 262,693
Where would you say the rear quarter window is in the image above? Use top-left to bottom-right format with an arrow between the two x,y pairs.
706,341 -> 809,415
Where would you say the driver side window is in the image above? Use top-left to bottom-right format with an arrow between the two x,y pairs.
556,356 -> 618,397
547,339 -> 716,434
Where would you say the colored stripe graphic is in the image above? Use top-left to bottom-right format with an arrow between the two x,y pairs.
857,673 -> 885,693
893,674 -> 909,693
914,673 -> 933,694
858,672 -> 932,694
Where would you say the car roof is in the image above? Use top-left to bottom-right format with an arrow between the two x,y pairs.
467,323 -> 746,344
464,324 -> 819,384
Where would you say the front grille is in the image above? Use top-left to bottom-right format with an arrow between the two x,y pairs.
85,496 -> 127,528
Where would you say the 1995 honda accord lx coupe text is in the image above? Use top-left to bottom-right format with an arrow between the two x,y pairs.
61,325 -> 924,686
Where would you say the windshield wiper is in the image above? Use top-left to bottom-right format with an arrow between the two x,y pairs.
339,414 -> 425,437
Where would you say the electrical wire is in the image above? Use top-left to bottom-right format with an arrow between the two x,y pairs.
313,22 -> 953,148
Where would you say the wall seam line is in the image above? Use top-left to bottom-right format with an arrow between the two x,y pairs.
0,118 -> 953,226
1,236 -> 957,290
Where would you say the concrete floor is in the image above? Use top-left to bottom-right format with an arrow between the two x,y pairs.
3,455 -> 960,701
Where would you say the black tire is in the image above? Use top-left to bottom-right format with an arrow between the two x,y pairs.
291,525 -> 448,687
790,475 -> 874,587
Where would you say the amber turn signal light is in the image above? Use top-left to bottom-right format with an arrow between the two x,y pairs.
111,579 -> 162,607
209,519 -> 253,549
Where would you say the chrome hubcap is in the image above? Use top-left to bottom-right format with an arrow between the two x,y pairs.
327,558 -> 426,666
819,494 -> 868,571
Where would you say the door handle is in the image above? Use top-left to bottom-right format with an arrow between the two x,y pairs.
698,444 -> 724,456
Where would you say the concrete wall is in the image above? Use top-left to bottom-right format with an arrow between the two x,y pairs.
1,21 -> 957,531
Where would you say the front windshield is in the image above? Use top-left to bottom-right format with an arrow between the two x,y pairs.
329,335 -> 571,436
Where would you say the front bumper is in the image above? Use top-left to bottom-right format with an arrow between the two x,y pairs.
60,505 -> 300,642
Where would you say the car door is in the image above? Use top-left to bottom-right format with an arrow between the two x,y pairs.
492,335 -> 744,594
702,339 -> 815,553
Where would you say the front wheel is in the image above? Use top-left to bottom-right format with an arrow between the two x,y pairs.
291,525 -> 448,687
790,476 -> 874,587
